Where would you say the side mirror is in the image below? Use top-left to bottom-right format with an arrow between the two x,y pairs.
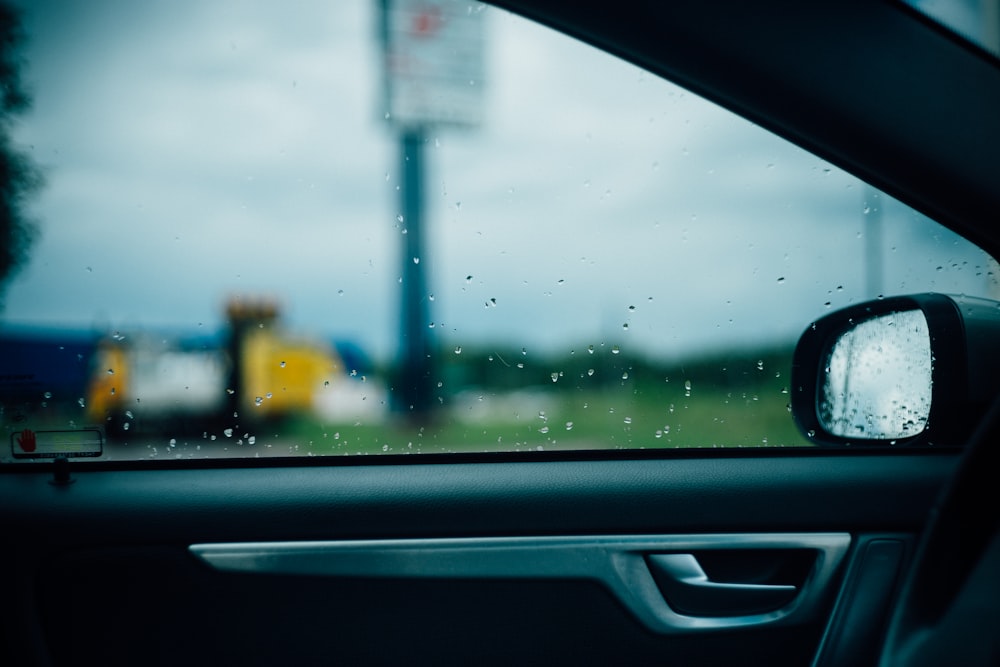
791,293 -> 1000,446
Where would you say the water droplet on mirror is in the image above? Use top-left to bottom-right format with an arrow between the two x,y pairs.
279,361 -> 286,368
255,396 -> 264,406
224,429 -> 233,437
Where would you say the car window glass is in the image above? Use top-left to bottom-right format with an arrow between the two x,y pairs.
904,0 -> 1000,59
1,0 -> 997,462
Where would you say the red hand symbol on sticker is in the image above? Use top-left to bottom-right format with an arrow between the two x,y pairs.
17,429 -> 37,453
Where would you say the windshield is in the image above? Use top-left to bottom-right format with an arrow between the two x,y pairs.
1,0 -> 997,462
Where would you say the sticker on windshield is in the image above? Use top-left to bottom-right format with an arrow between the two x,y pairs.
10,428 -> 104,459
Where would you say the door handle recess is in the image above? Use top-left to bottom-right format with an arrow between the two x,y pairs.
647,553 -> 798,617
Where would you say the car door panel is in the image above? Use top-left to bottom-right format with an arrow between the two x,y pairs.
1,453 -> 952,665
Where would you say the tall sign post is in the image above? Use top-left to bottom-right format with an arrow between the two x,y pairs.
378,0 -> 484,420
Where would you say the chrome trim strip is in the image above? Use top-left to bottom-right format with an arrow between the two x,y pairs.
191,533 -> 850,633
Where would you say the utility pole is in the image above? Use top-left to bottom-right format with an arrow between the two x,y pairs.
396,128 -> 433,415
864,185 -> 883,299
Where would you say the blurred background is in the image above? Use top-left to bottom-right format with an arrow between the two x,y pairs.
1,0 -> 996,460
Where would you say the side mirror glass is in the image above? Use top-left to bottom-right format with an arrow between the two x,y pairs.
819,309 -> 931,439
792,293 -> 1000,446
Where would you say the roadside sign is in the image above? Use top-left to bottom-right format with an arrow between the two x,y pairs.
380,0 -> 485,129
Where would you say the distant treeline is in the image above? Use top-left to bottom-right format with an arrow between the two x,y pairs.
427,341 -> 797,396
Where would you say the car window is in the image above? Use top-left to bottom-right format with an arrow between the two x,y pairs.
904,0 -> 1000,59
1,0 -> 996,463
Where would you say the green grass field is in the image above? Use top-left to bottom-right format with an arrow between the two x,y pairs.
283,379 -> 811,456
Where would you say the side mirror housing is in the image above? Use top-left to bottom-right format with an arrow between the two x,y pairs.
791,293 -> 1000,446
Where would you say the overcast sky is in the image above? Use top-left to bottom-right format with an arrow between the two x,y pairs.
3,0 -> 996,363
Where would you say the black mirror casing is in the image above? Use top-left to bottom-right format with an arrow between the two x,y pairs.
791,293 -> 1000,447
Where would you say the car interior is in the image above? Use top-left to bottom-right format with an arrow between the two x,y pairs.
1,1 -> 999,665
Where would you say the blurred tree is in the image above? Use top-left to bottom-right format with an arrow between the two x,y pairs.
0,1 -> 42,308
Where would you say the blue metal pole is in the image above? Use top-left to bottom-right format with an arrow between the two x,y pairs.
395,128 -> 435,418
